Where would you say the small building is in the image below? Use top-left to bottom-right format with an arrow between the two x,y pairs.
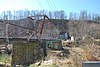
46,40 -> 62,50
11,39 -> 44,66
59,32 -> 68,40
82,61 -> 100,67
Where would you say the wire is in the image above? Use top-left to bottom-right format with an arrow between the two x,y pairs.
46,0 -> 52,10
46,0 -> 56,11
37,0 -> 44,9
51,0 -> 56,9
37,0 -> 56,11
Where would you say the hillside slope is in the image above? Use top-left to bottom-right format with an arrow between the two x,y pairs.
1,19 -> 100,39
52,19 -> 100,38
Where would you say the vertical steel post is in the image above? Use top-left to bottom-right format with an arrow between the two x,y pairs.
6,24 -> 9,43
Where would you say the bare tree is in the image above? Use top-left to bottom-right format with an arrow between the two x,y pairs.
79,10 -> 87,20
53,11 -> 58,19
59,10 -> 65,19
18,10 -> 24,19
23,9 -> 30,17
48,11 -> 52,19
30,10 -> 36,16
92,14 -> 96,21
7,11 -> 12,20
69,12 -> 73,20
73,13 -> 77,20
2,11 -> 8,20
87,14 -> 92,20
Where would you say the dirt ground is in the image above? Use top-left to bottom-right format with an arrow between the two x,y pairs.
0,39 -> 99,67
30,40 -> 100,67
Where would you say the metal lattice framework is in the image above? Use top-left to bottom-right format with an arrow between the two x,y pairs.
0,15 -> 59,42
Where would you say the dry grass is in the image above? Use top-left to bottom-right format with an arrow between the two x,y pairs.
0,38 -> 99,67
11,38 -> 100,67
68,38 -> 100,67
0,54 -> 11,66
40,38 -> 100,67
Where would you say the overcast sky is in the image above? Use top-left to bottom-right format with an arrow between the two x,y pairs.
0,0 -> 100,14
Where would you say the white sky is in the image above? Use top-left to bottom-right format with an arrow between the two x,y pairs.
0,0 -> 42,12
0,0 -> 100,14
